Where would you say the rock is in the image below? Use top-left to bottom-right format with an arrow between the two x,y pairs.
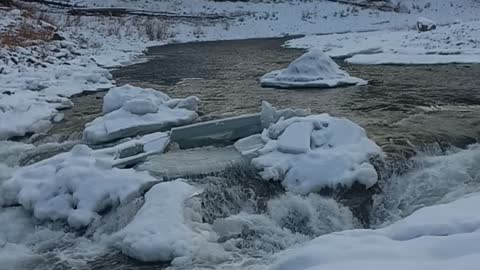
417,17 -> 437,32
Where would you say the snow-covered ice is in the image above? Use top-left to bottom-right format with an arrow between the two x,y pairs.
0,90 -> 73,139
0,144 -> 158,228
286,21 -> 480,65
109,180 -> 205,262
252,113 -> 383,194
260,49 -> 366,88
83,84 -> 199,144
270,191 -> 480,270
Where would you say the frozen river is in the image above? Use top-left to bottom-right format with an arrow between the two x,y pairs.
20,37 -> 480,270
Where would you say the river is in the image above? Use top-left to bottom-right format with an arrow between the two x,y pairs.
16,37 -> 480,270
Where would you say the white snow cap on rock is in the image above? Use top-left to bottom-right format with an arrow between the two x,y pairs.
83,85 -> 200,144
252,113 -> 382,194
270,192 -> 480,270
0,144 -> 158,228
260,49 -> 366,89
417,17 -> 436,32
110,180 -> 206,262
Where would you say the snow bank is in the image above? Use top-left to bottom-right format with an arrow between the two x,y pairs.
252,113 -> 382,194
270,192 -> 480,270
0,144 -> 158,228
286,21 -> 480,65
1,45 -> 114,97
110,180 -> 205,262
83,85 -> 199,144
260,49 -> 366,88
0,90 -> 72,139
0,10 -> 114,139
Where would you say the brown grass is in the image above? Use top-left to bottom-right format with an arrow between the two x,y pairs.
0,19 -> 55,48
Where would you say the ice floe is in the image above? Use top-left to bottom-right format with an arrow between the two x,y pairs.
260,49 -> 366,88
252,113 -> 383,194
83,85 -> 199,144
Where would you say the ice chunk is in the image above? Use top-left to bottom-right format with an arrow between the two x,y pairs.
252,114 -> 382,194
109,180 -> 204,262
138,146 -> 246,179
234,134 -> 266,159
123,98 -> 159,115
277,121 -> 313,154
170,113 -> 262,149
83,85 -> 199,144
260,101 -> 310,128
260,49 -> 366,89
417,17 -> 436,32
0,145 -> 158,228
102,85 -> 170,114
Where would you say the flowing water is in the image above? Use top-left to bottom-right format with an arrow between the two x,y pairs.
4,37 -> 480,270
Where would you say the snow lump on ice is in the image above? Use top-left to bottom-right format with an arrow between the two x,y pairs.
260,49 -> 366,89
252,113 -> 383,194
83,84 -> 200,144
109,180 -> 207,263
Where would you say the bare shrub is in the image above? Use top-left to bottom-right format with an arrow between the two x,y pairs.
1,19 -> 54,48
144,18 -> 169,41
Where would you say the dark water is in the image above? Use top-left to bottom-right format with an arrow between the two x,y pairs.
111,37 -> 480,156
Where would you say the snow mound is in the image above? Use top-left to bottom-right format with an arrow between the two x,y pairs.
260,49 -> 366,89
252,114 -> 382,194
270,192 -> 480,270
83,85 -> 200,144
110,180 -> 205,262
0,144 -> 158,228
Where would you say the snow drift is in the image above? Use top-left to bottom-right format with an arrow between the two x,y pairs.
252,113 -> 383,194
260,49 -> 366,89
270,191 -> 480,270
83,85 -> 200,144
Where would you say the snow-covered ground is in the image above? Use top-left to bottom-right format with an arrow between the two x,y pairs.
286,20 -> 480,64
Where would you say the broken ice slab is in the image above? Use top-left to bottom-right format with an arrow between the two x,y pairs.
170,102 -> 311,149
170,114 -> 263,149
95,132 -> 170,168
233,134 -> 265,159
136,146 -> 248,179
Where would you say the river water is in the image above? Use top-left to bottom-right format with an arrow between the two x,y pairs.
7,37 -> 480,270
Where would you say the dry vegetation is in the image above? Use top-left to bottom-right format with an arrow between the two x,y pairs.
1,20 -> 55,47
